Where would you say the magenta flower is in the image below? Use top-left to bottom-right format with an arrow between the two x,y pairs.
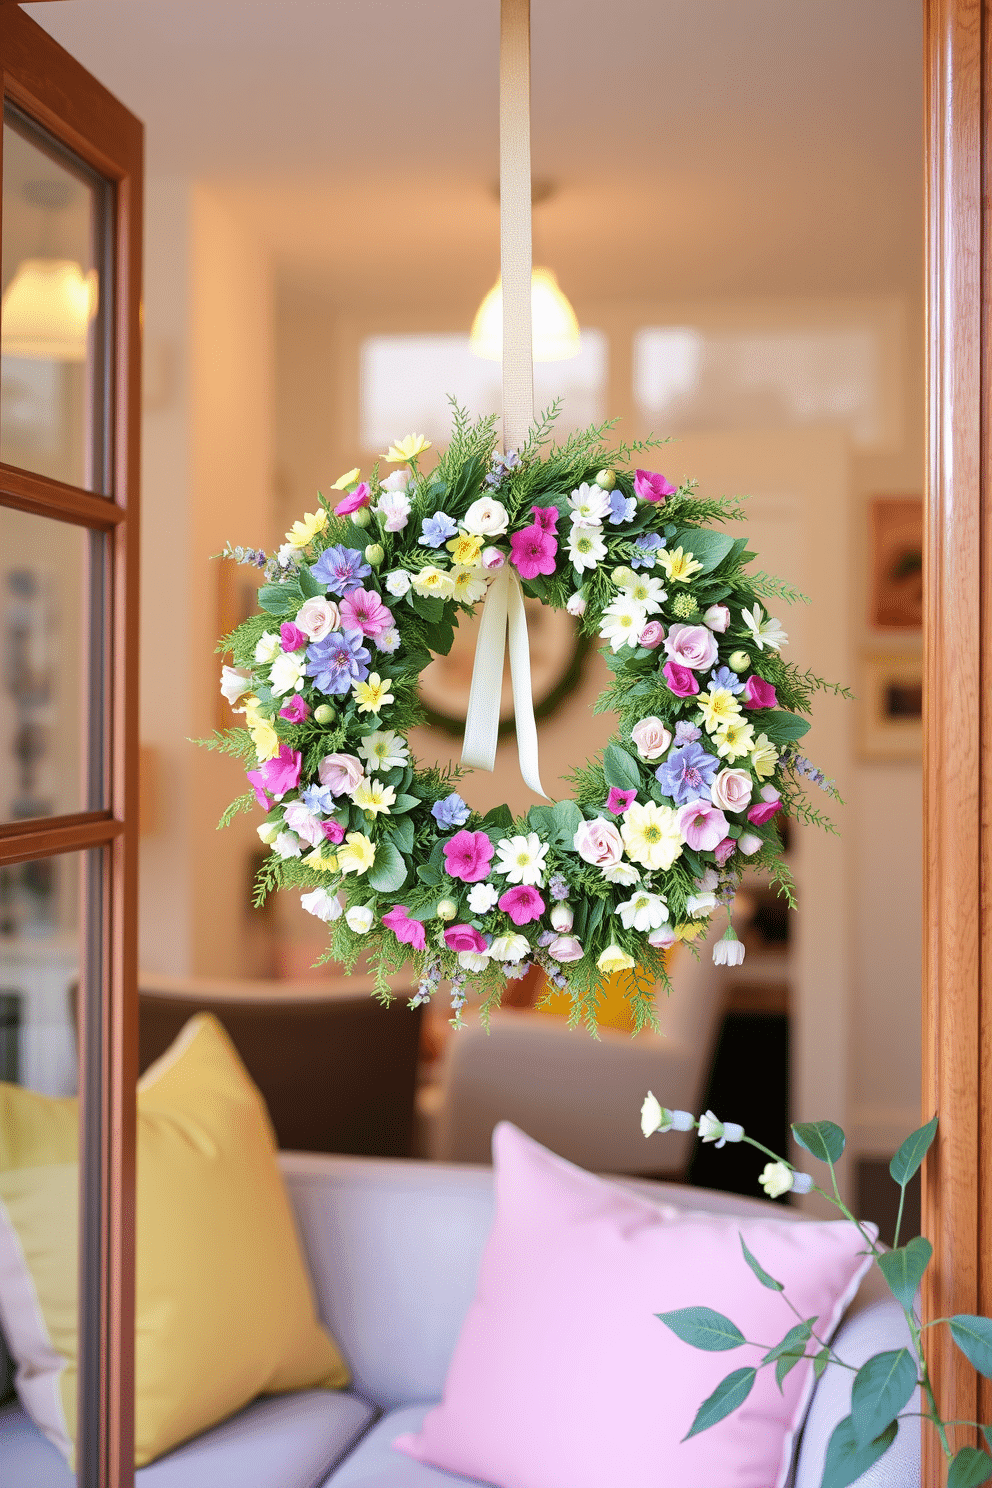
714,836 -> 737,866
443,830 -> 495,883
743,675 -> 778,709
443,924 -> 488,954
498,885 -> 545,925
280,622 -> 307,652
639,621 -> 665,650
530,505 -> 559,534
510,523 -> 558,580
334,481 -> 371,516
676,799 -> 730,852
259,744 -> 302,800
382,905 -> 427,952
663,660 -> 700,698
321,819 -> 346,844
634,469 -> 676,503
245,770 -> 274,810
606,786 -> 637,816
279,693 -> 311,723
339,587 -> 394,642
748,799 -> 782,826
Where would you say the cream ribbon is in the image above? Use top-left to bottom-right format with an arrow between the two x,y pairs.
460,0 -> 549,798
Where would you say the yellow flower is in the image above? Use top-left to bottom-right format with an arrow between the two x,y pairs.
337,832 -> 376,876
302,847 -> 338,873
412,565 -> 455,598
697,688 -> 743,733
597,944 -> 636,974
352,778 -> 396,817
657,546 -> 704,584
674,921 -> 705,942
621,800 -> 683,871
714,719 -> 756,762
353,673 -> 394,715
385,433 -> 432,464
445,531 -> 484,568
243,697 -> 279,763
750,732 -> 779,779
331,466 -> 361,490
284,508 -> 328,548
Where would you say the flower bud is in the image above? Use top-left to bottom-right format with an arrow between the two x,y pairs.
436,899 -> 458,921
350,507 -> 372,528
728,650 -> 751,673
566,592 -> 586,618
364,542 -> 385,566
482,546 -> 505,570
257,820 -> 280,845
313,703 -> 337,725
738,832 -> 763,856
550,903 -> 574,932
594,468 -> 616,490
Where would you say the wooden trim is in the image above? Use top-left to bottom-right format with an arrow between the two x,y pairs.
0,815 -> 122,865
0,464 -> 125,529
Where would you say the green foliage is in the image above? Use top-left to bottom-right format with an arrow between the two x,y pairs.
792,1120 -> 846,1164
193,728 -> 255,762
821,1417 -> 899,1488
849,1349 -> 918,1449
947,1447 -> 992,1488
876,1238 -> 933,1311
739,1235 -> 783,1292
949,1317 -> 992,1381
217,791 -> 255,830
682,1368 -> 757,1441
889,1116 -> 938,1186
656,1306 -> 745,1351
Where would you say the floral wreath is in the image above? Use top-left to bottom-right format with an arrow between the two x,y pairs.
208,407 -> 841,1029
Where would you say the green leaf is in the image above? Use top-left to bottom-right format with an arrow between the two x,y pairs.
812,1347 -> 831,1381
949,1316 -> 992,1380
792,1120 -> 846,1164
775,1347 -> 807,1391
889,1116 -> 938,1186
849,1348 -> 917,1448
682,1367 -> 756,1440
367,837 -> 407,894
297,565 -> 324,600
673,527 -> 736,573
416,864 -> 442,887
762,1319 -> 814,1367
754,709 -> 812,744
484,804 -> 514,829
413,595 -> 445,624
585,897 -> 606,939
406,900 -> 440,922
423,617 -> 456,657
821,1416 -> 898,1488
656,1306 -> 746,1351
740,1234 -> 784,1291
948,1447 -> 992,1488
876,1237 -> 932,1310
385,816 -> 414,856
526,804 -> 556,837
603,743 -> 642,792
550,799 -> 583,843
257,582 -> 300,616
389,794 -> 420,814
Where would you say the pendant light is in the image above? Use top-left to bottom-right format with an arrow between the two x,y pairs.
470,265 -> 580,363
1,258 -> 97,362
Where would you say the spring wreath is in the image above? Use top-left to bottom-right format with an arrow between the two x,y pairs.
207,407 -> 841,1029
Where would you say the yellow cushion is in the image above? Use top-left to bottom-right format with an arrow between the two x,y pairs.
0,1013 -> 349,1467
537,947 -> 679,1033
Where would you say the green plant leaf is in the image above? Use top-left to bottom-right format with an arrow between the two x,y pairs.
297,565 -> 324,600
775,1347 -> 807,1391
367,837 -> 407,894
813,1347 -> 831,1381
754,709 -> 812,744
950,1316 -> 992,1380
389,794 -> 420,814
682,1367 -> 756,1440
550,799 -> 584,843
673,527 -> 736,573
849,1348 -> 917,1448
656,1306 -> 746,1352
385,816 -> 414,856
257,582 -> 300,616
821,1416 -> 898,1488
406,900 -> 440,922
763,1319 -> 814,1367
889,1116 -> 938,1187
603,743 -> 642,792
484,804 -> 514,829
423,617 -> 456,657
792,1120 -> 846,1164
416,864 -> 442,887
876,1237 -> 932,1310
948,1447 -> 992,1488
740,1234 -> 784,1291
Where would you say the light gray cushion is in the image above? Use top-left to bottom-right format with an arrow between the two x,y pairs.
0,1390 -> 374,1488
321,1404 -> 495,1486
0,1330 -> 13,1404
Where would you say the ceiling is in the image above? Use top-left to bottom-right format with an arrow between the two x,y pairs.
25,0 -> 924,309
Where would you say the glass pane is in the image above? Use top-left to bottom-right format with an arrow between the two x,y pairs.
0,506 -> 107,822
0,850 -> 80,1096
0,107 -> 112,492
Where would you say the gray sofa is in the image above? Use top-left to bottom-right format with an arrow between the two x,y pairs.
0,1152 -> 921,1487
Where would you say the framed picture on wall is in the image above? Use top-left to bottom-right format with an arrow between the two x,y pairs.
859,652 -> 923,762
868,496 -> 923,631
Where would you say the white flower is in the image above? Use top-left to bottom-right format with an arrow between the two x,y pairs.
698,1110 -> 727,1146
380,469 -> 411,494
375,490 -> 412,532
685,891 -> 718,918
737,833 -> 763,857
359,730 -> 409,772
467,882 -> 499,915
568,524 -> 607,573
611,566 -> 636,589
640,1092 -> 668,1136
704,604 -> 730,632
741,603 -> 788,652
759,1161 -> 795,1199
550,903 -> 574,932
257,820 -> 280,845
345,904 -> 374,934
619,572 -> 667,613
617,890 -> 669,932
385,569 -> 412,597
568,482 -> 611,526
599,596 -> 648,653
463,497 -> 509,536
254,630 -> 281,664
412,565 -> 455,598
300,887 -> 342,922
377,627 -> 401,653
274,831 -> 302,859
490,933 -> 529,963
494,832 -> 549,886
601,860 -> 641,887
566,592 -> 587,617
697,868 -> 719,891
458,950 -> 490,972
269,650 -> 306,697
713,927 -> 747,965
220,665 -> 253,705
450,565 -> 489,604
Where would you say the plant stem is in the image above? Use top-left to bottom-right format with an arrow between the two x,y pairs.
892,1182 -> 907,1253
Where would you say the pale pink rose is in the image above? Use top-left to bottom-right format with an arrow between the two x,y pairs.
318,752 -> 365,796
282,799 -> 324,847
676,799 -> 730,852
573,816 -> 624,869
630,716 -> 672,761
664,623 -> 720,672
648,924 -> 678,949
710,768 -> 753,813
703,604 -> 730,633
566,592 -> 587,618
548,935 -> 584,962
638,621 -> 665,649
482,546 -> 506,570
296,596 -> 341,642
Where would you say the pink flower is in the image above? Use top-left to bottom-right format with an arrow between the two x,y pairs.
573,816 -> 624,869
279,693 -> 311,723
703,604 -> 730,633
256,744 -> 302,801
318,752 -> 365,796
443,924 -> 488,954
743,675 -> 778,709
714,837 -> 737,867
283,799 -> 324,847
339,587 -> 394,642
648,924 -> 678,949
676,799 -> 730,852
606,787 -> 637,815
296,596 -> 341,641
639,621 -> 665,650
498,885 -> 545,925
710,768 -> 753,813
663,661 -> 700,698
280,622 -> 307,652
321,819 -> 346,844
382,905 -> 426,952
482,546 -> 505,570
634,469 -> 676,503
334,481 -> 371,516
748,799 -> 783,826
510,523 -> 558,580
548,934 -> 583,962
443,830 -> 495,883
664,623 -> 720,672
631,716 -> 672,760
245,770 -> 274,810
531,505 -> 559,534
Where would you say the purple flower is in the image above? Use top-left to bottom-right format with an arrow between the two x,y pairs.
631,533 -> 665,569
310,544 -> 371,596
498,885 -> 545,925
655,741 -> 720,805
431,792 -> 471,830
548,873 -> 569,902
301,783 -> 336,813
530,506 -> 559,534
674,720 -> 702,744
419,512 -> 458,548
709,666 -> 745,695
306,630 -> 370,695
608,489 -> 637,525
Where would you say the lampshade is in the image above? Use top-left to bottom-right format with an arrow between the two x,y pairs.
470,266 -> 581,363
1,258 -> 98,362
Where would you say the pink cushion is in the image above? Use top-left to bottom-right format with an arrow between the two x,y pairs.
395,1123 -> 874,1488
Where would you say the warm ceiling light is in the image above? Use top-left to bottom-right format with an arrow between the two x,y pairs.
1,258 -> 98,362
470,266 -> 581,363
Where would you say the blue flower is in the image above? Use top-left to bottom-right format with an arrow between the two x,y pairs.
431,792 -> 471,830
674,720 -> 702,745
709,666 -> 745,695
608,489 -> 637,525
631,533 -> 666,569
306,630 -> 371,695
301,783 -> 336,814
655,741 -> 720,805
419,511 -> 458,548
310,544 -> 371,596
